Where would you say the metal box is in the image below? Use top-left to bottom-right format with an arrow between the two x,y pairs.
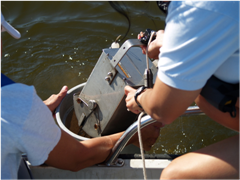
73,39 -> 158,137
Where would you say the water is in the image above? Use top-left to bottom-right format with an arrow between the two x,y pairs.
1,1 -> 238,155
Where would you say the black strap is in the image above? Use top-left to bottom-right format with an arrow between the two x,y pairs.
200,75 -> 239,118
1,73 -> 15,87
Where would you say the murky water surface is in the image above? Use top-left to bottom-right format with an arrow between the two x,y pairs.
1,1 -> 238,154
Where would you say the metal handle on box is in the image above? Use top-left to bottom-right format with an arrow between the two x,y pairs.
110,39 -> 143,68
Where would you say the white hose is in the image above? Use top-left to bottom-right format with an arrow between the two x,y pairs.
138,112 -> 147,180
138,30 -> 156,180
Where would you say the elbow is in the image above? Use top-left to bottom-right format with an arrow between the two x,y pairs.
150,114 -> 173,125
147,106 -> 174,125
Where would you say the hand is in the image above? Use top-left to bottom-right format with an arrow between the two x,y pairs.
43,86 -> 68,116
124,85 -> 142,114
130,121 -> 164,151
138,31 -> 148,54
138,30 -> 165,59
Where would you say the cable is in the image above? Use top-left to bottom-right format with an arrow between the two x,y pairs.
109,2 -> 161,43
108,1 -> 130,42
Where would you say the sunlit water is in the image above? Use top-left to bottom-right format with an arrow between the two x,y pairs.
1,1 -> 238,155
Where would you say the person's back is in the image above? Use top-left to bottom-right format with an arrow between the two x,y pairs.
158,1 -> 239,91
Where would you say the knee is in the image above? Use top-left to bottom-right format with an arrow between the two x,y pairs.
160,158 -> 191,179
160,162 -> 183,179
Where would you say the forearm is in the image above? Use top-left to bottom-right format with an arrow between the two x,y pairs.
138,88 -> 163,122
137,88 -> 173,124
137,78 -> 201,124
46,123 -> 161,172
78,132 -> 124,168
45,130 -> 124,172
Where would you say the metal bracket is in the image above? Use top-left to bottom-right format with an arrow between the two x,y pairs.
98,158 -> 124,167
110,39 -> 143,68
104,69 -> 117,85
73,93 -> 99,130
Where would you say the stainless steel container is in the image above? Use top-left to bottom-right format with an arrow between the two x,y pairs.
73,39 -> 158,137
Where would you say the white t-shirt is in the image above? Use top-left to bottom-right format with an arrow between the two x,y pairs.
1,83 -> 61,179
158,1 -> 239,90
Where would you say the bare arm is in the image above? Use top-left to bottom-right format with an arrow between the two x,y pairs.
45,130 -> 123,172
125,77 -> 201,125
45,120 -> 163,172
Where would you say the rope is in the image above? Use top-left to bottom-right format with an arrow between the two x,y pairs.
138,112 -> 147,180
137,30 -> 156,180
